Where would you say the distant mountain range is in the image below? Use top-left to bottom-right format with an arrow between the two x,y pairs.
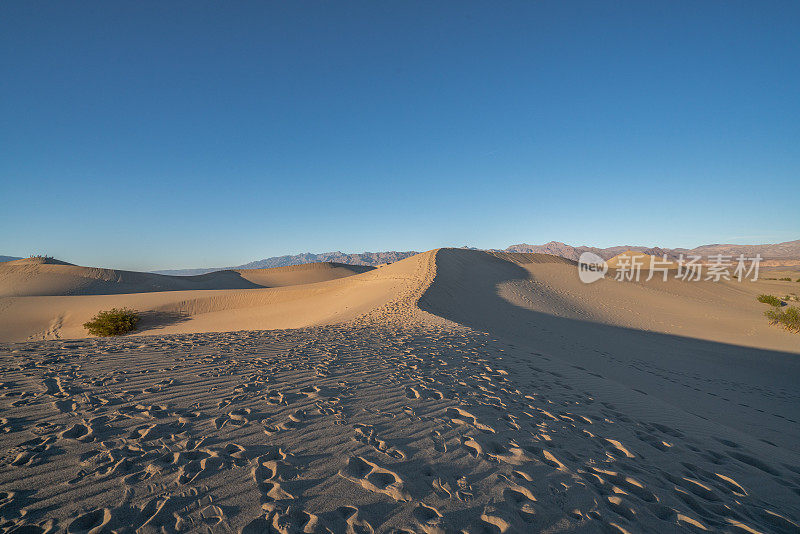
151,251 -> 420,276
152,240 -> 799,275
504,242 -> 673,261
3,239 -> 798,275
504,240 -> 800,261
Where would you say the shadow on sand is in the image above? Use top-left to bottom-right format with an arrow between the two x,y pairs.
136,310 -> 193,332
418,249 -> 800,448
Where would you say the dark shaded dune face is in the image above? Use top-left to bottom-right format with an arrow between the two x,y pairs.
418,249 -> 534,329
420,248 -> 800,354
0,261 -> 375,297
417,248 -> 800,450
489,251 -> 577,266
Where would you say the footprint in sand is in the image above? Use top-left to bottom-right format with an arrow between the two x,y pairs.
252,447 -> 299,503
60,421 -> 93,442
265,390 -> 285,405
586,467 -> 657,503
300,385 -> 321,398
430,430 -> 447,452
446,406 -> 495,433
268,505 -> 327,534
215,408 -> 251,429
176,410 -> 202,428
339,456 -> 410,502
67,508 -> 111,534
199,504 -> 225,526
9,436 -> 57,467
173,448 -> 227,485
336,505 -> 374,534
502,484 -> 537,523
352,424 -> 405,460
413,503 -> 445,534
0,417 -> 15,433
229,408 -> 251,424
479,505 -> 514,534
53,399 -> 78,413
406,385 -> 444,401
277,409 -> 308,431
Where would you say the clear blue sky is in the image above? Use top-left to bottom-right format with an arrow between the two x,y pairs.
2,2 -> 798,270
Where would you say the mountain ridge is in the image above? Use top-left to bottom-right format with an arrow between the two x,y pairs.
152,250 -> 419,276
503,239 -> 800,261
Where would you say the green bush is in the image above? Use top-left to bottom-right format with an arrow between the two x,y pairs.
83,308 -> 140,336
779,277 -> 792,282
765,306 -> 800,333
757,294 -> 783,307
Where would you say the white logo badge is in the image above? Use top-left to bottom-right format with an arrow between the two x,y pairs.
578,252 -> 607,284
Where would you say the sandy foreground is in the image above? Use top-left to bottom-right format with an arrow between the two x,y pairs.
0,250 -> 798,533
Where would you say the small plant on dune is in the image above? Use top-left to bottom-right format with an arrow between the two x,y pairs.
83,308 -> 140,337
765,306 -> 800,333
756,294 -> 783,307
779,277 -> 792,282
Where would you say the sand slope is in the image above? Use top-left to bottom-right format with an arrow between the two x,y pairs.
0,249 -> 798,533
0,257 -> 374,297
425,249 -> 797,353
421,249 -> 800,443
0,253 -> 433,342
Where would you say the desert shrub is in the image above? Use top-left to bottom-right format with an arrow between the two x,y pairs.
757,294 -> 783,306
83,308 -> 139,336
765,306 -> 800,333
779,277 -> 792,282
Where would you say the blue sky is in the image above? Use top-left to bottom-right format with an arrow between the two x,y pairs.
2,2 -> 798,270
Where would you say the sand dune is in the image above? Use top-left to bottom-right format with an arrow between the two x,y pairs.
0,253 -> 430,342
421,249 -> 800,442
1,248 -> 797,348
426,249 -> 797,353
0,257 -> 373,298
0,249 -> 798,533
